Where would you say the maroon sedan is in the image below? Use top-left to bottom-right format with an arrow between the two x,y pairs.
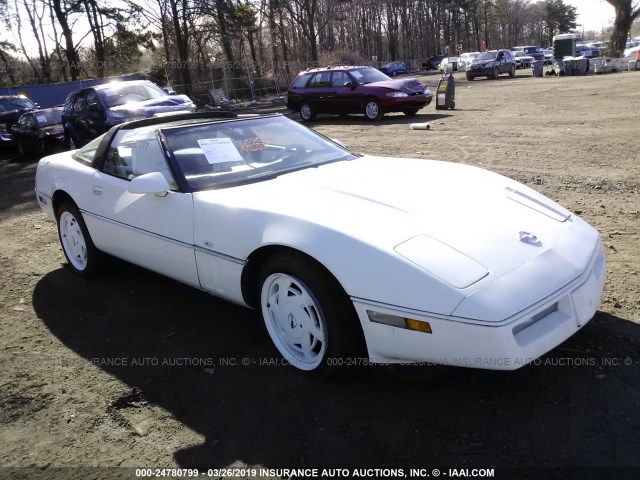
286,66 -> 432,121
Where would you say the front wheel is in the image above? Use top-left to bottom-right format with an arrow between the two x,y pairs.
258,253 -> 364,376
493,67 -> 500,79
56,200 -> 101,277
364,99 -> 384,121
509,64 -> 516,77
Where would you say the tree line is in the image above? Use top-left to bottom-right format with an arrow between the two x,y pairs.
0,0 -> 638,89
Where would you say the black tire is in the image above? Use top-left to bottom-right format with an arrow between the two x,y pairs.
299,103 -> 317,122
56,200 -> 101,278
403,109 -> 419,116
65,132 -> 77,150
17,141 -> 26,157
466,74 -> 474,81
363,98 -> 384,121
391,71 -> 397,77
258,252 -> 365,377
509,64 -> 516,77
493,67 -> 500,79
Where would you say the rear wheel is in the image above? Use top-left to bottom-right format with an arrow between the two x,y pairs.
364,99 -> 384,121
299,103 -> 317,122
56,200 -> 101,277
258,252 -> 364,376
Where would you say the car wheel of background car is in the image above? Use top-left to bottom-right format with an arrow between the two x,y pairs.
17,141 -> 25,157
391,71 -> 397,77
493,67 -> 500,79
466,74 -> 474,81
364,99 -> 384,121
299,103 -> 317,122
403,109 -> 419,116
56,200 -> 101,278
509,64 -> 516,77
39,139 -> 46,156
65,132 -> 77,150
258,252 -> 363,376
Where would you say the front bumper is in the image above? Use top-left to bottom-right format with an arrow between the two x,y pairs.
355,242 -> 606,370
381,94 -> 433,112
466,66 -> 494,78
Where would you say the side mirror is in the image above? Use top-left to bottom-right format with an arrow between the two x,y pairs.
87,102 -> 102,112
343,81 -> 355,88
128,172 -> 171,196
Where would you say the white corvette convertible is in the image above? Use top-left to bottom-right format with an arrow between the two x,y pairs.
35,112 -> 606,375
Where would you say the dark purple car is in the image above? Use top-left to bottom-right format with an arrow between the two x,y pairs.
286,66 -> 432,121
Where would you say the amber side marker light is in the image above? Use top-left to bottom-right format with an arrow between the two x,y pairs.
367,311 -> 432,334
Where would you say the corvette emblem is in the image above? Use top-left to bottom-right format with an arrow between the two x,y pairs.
519,231 -> 540,246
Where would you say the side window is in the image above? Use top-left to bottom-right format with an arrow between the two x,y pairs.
290,73 -> 312,89
85,91 -> 100,110
308,72 -> 331,88
72,92 -> 86,112
102,129 -> 178,190
331,71 -> 348,87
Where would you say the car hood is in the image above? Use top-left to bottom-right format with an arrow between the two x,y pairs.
366,78 -> 427,93
195,156 -> 597,318
110,95 -> 194,116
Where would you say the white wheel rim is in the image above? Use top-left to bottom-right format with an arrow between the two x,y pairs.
261,273 -> 327,370
300,105 -> 311,119
59,211 -> 88,271
365,102 -> 379,118
69,137 -> 76,150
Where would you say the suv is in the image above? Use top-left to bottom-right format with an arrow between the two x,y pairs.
466,50 -> 516,80
61,80 -> 195,148
0,95 -> 38,150
286,66 -> 432,121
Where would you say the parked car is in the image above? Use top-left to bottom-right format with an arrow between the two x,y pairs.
422,55 -> 446,71
438,57 -> 459,72
575,46 -> 600,58
465,49 -> 516,80
11,107 -> 65,156
542,48 -> 554,63
0,95 -> 38,150
513,51 -> 535,69
378,61 -> 409,77
458,52 -> 481,71
512,46 -> 545,61
286,66 -> 432,121
61,80 -> 195,149
35,111 -> 606,376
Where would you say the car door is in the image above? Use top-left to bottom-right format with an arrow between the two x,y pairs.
328,71 -> 355,113
304,72 -> 332,113
11,114 -> 30,151
82,128 -> 199,287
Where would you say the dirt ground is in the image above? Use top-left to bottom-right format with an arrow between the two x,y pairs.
1,70 -> 639,480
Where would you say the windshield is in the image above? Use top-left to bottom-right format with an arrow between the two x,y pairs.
100,82 -> 168,108
0,97 -> 35,112
475,52 -> 497,61
161,115 -> 356,190
33,109 -> 63,127
348,68 -> 391,84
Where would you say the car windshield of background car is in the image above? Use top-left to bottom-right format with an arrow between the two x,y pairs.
349,68 -> 391,84
103,83 -> 168,108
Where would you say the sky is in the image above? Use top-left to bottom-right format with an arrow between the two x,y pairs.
565,0 -> 616,33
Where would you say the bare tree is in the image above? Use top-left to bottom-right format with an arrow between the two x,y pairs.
605,0 -> 640,56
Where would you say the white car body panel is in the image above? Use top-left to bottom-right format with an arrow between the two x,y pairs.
35,145 -> 606,370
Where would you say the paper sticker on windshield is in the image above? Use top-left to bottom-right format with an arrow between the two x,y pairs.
197,138 -> 244,164
351,71 -> 364,79
239,137 -> 265,152
36,115 -> 47,124
103,88 -> 117,97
